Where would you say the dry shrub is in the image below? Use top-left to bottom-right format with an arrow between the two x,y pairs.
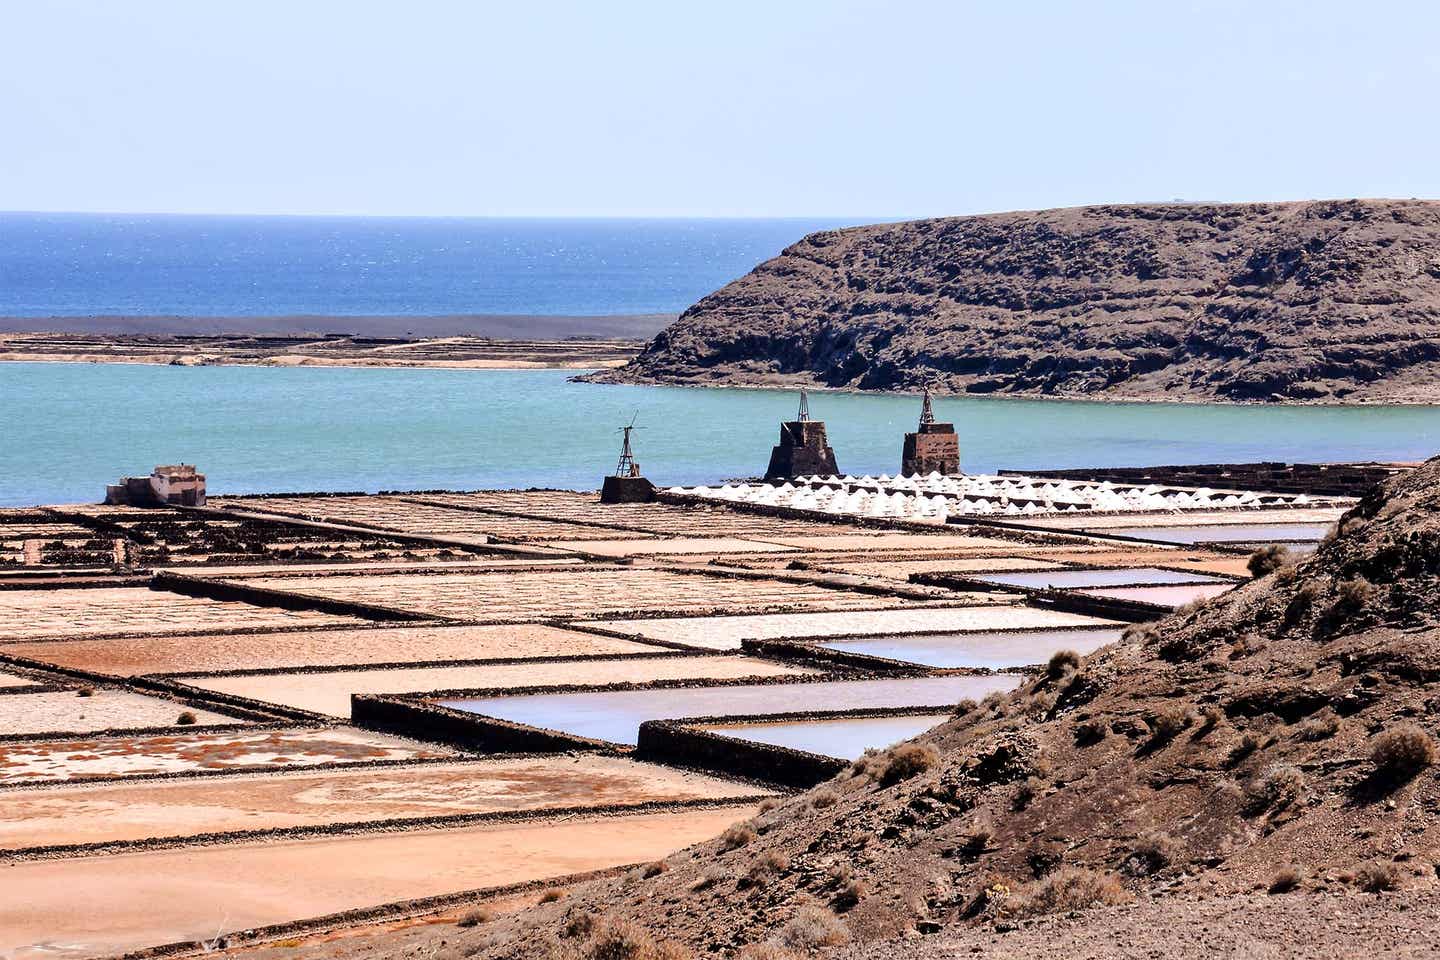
1245,763 -> 1305,813
1010,867 -> 1127,918
1370,724 -> 1437,785
757,798 -> 780,814
1319,577 -> 1374,633
1146,706 -> 1191,744
539,888 -> 567,904
1295,712 -> 1339,742
736,946 -> 799,960
879,743 -> 938,786
830,864 -> 870,912
775,906 -> 849,950
1047,649 -> 1082,679
809,788 -> 838,810
1123,622 -> 1159,645
582,918 -> 681,960
1195,705 -> 1224,737
1356,862 -> 1402,893
740,850 -> 789,890
980,690 -> 1009,716
641,859 -> 669,879
1074,718 -> 1107,746
564,913 -> 596,939
1227,730 -> 1264,766
1268,866 -> 1302,894
1012,775 -> 1044,811
175,710 -> 198,725
457,906 -> 494,927
77,687 -> 95,698
1247,544 -> 1292,578
688,869 -> 723,894
1123,832 -> 1179,876
953,697 -> 979,717
719,822 -> 757,852
1285,583 -> 1320,624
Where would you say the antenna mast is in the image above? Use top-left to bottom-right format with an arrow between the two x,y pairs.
797,388 -> 811,422
614,415 -> 640,477
919,385 -> 935,426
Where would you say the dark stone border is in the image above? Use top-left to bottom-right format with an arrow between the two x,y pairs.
637,706 -> 957,789
155,648 -> 722,681
911,573 -> 1177,621
152,570 -> 440,622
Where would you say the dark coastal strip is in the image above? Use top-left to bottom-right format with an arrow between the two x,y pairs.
0,313 -> 674,338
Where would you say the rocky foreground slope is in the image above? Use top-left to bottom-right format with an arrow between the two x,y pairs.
587,200 -> 1440,402
274,454 -> 1440,960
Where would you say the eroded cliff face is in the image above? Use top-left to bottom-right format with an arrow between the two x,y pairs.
588,200 -> 1440,402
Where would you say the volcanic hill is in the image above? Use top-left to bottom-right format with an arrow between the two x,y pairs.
587,199 -> 1440,402
279,454 -> 1440,960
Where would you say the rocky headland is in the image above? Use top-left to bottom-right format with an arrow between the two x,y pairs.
587,200 -> 1440,403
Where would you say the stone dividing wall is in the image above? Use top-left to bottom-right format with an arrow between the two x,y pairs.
151,570 -> 439,622
1003,461 -> 1408,498
911,573 -> 1168,622
352,694 -> 626,755
636,706 -> 957,789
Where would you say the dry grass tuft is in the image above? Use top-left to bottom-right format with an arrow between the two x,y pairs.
176,710 -> 198,725
457,906 -> 494,927
1245,763 -> 1305,813
1268,866 -> 1302,894
539,888 -> 567,904
1123,832 -> 1179,876
774,906 -> 849,950
1010,867 -> 1127,918
1247,544 -> 1293,578
809,788 -> 838,810
1356,862 -> 1402,893
1146,705 -> 1191,744
879,743 -> 939,786
1047,649 -> 1082,679
1295,712 -> 1339,742
641,860 -> 669,879
1370,724 -> 1436,785
719,822 -> 758,852
77,687 -> 95,698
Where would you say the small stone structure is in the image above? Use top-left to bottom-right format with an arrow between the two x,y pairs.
900,387 -> 960,476
105,464 -> 207,507
600,424 -> 656,503
765,389 -> 839,480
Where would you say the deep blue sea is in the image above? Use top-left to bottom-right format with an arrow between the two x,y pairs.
0,213 -> 850,317
3,363 -> 1437,507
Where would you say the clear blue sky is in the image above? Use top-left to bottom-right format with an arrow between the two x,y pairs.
4,0 -> 1437,218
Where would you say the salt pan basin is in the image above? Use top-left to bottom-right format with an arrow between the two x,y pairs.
972,567 -> 1223,589
818,627 -> 1124,669
1102,523 -> 1332,545
441,674 -> 1021,746
694,713 -> 952,760
1078,583 -> 1235,607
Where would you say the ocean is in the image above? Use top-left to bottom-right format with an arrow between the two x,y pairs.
2,362 -> 1436,507
0,213 -> 851,318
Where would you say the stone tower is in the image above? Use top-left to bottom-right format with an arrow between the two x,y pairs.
900,387 -> 960,475
765,389 -> 840,480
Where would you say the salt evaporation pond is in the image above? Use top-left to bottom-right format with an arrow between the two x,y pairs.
818,627 -> 1124,669
1103,523 -> 1332,545
1079,583 -> 1236,607
440,675 -> 1021,746
972,567 -> 1224,589
695,713 -> 952,760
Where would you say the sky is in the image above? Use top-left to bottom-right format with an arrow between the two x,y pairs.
3,0 -> 1438,219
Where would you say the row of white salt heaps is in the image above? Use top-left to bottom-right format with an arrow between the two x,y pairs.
668,473 -> 1310,524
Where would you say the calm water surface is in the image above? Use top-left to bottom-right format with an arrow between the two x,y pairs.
819,628 -> 1124,669
697,714 -> 952,760
2,363 -> 1439,506
442,675 -> 1020,746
